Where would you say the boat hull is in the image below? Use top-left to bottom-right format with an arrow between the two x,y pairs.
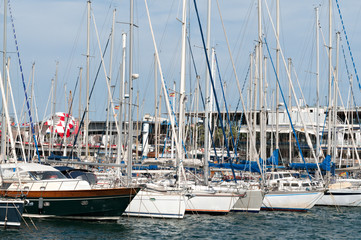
316,189 -> 361,207
185,192 -> 239,214
123,189 -> 185,219
0,199 -> 25,228
0,188 -> 139,220
262,191 -> 324,212
231,189 -> 264,213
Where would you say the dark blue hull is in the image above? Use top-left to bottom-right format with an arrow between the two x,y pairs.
0,199 -> 25,228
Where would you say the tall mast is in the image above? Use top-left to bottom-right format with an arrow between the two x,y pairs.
249,53 -> 253,162
177,0 -> 187,170
53,62 -> 58,155
78,67 -> 83,157
127,0 -> 134,185
49,78 -> 54,156
258,0 -> 265,161
327,0 -> 332,157
203,0 -> 211,185
51,62 -> 58,157
85,0 -> 91,158
105,9 -> 116,159
333,32 -> 340,161
1,0 -> 7,161
171,81 -> 176,159
316,7 -> 320,158
288,58 -> 292,163
116,33 -> 126,174
29,62 -> 35,159
253,46 -> 258,162
154,53 -> 158,159
275,0 -> 280,152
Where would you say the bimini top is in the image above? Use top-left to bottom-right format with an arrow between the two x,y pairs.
1,163 -> 59,172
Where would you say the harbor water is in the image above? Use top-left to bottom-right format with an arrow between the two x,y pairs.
2,206 -> 361,239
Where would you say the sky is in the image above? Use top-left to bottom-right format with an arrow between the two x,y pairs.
2,0 -> 361,123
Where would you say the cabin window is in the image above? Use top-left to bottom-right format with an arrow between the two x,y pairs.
302,183 -> 310,187
29,171 -> 66,180
283,173 -> 292,178
291,183 -> 299,187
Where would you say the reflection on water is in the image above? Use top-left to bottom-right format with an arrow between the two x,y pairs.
1,207 -> 361,239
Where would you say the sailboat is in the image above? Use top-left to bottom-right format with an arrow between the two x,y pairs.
311,0 -> 361,207
181,0 -> 258,215
123,0 -> 186,219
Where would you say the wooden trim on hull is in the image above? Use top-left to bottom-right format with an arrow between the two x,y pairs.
0,187 -> 140,198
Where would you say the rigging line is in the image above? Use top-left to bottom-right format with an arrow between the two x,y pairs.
96,84 -> 118,158
264,37 -> 312,180
69,35 -> 111,159
335,0 -> 361,92
192,0 -> 237,182
341,44 -> 361,129
8,0 -> 41,162
214,0 -> 259,167
6,61 -> 26,161
264,0 -> 323,180
187,36 -> 218,159
63,3 -> 87,87
223,0 -> 254,79
144,0 -> 185,170
231,62 -> 250,126
291,65 -> 324,158
233,64 -> 251,161
333,66 -> 361,166
58,76 -> 80,152
92,11 -> 120,135
214,52 -> 238,157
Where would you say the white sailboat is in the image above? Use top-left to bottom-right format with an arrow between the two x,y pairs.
124,0 -> 186,219
262,171 -> 324,212
182,0 -> 254,215
315,0 -> 361,208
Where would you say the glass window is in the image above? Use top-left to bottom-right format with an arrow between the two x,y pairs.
29,171 -> 66,180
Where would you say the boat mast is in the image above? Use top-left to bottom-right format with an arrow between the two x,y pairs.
248,53 -> 253,163
105,9 -> 116,159
85,0 -> 91,158
116,33 -> 126,176
326,0 -> 332,185
1,0 -> 6,162
0,72 -> 17,163
78,67 -> 83,158
327,0 -> 332,156
29,62 -> 35,160
258,0 -> 265,162
127,0 -> 134,186
288,58 -> 292,163
171,81 -> 176,159
316,7 -> 320,159
333,32 -> 340,163
177,0 -> 187,176
275,0 -> 280,153
203,0 -> 211,185
253,45 -> 258,162
154,53 -> 158,159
